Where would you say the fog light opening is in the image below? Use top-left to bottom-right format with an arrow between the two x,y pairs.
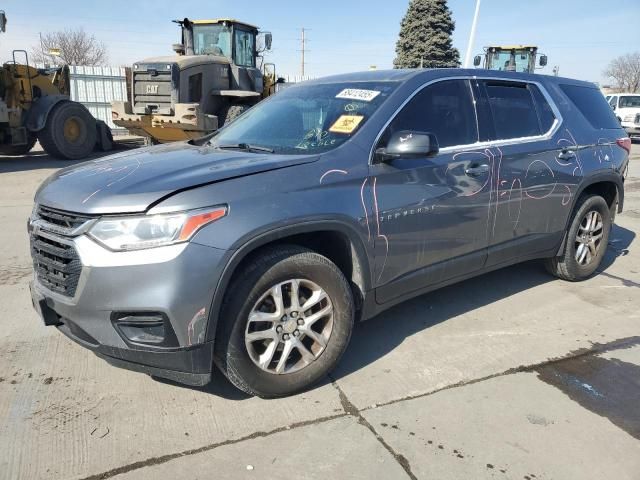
112,312 -> 177,347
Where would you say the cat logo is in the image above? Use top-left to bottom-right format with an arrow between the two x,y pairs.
145,84 -> 159,94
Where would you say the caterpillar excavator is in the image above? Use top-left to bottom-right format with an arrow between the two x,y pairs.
0,10 -> 112,159
112,18 -> 282,144
473,45 -> 548,74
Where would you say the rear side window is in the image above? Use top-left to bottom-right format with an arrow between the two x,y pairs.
383,79 -> 478,148
530,84 -> 556,133
560,84 -> 620,129
484,81 -> 541,139
619,96 -> 640,108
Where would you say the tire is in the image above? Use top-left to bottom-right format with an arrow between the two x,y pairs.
545,194 -> 611,281
95,121 -> 113,152
0,133 -> 36,156
39,101 -> 97,160
214,245 -> 354,398
219,103 -> 250,127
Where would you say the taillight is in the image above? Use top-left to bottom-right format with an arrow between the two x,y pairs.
616,137 -> 631,154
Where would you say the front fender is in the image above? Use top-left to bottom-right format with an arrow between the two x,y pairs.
24,95 -> 70,132
199,217 -> 372,343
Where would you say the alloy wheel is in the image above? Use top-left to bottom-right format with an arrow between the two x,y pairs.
574,210 -> 604,266
245,279 -> 334,375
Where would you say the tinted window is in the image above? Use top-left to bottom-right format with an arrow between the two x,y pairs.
560,84 -> 620,129
382,80 -> 478,148
485,82 -> 541,139
530,84 -> 556,133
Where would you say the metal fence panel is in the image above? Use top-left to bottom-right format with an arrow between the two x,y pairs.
68,65 -> 128,132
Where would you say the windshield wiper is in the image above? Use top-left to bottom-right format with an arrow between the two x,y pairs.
216,143 -> 275,153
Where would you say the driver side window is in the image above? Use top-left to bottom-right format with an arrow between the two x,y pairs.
380,80 -> 478,149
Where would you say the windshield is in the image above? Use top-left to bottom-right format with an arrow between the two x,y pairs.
210,81 -> 399,154
193,24 -> 232,57
488,51 -> 532,73
619,96 -> 640,108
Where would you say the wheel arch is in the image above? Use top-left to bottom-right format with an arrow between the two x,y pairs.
555,173 -> 623,256
204,220 -> 372,342
24,95 -> 73,132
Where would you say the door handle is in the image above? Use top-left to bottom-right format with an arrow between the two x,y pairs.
557,149 -> 576,160
464,164 -> 490,177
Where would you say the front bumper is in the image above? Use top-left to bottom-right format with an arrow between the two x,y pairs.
30,232 -> 228,386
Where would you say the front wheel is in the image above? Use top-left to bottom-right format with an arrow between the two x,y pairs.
215,246 -> 354,398
0,133 -> 36,156
545,194 -> 612,281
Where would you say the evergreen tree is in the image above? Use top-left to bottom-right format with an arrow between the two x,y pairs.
394,0 -> 460,69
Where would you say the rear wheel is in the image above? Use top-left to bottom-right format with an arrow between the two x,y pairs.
39,101 -> 97,160
0,133 -> 36,156
545,194 -> 611,281
214,245 -> 354,398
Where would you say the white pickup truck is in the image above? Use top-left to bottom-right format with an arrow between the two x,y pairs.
606,93 -> 640,140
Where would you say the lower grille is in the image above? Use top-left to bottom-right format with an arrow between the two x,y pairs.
30,232 -> 82,297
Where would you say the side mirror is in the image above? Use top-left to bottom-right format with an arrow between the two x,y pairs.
473,55 -> 481,67
172,43 -> 185,55
375,130 -> 439,163
264,32 -> 273,51
0,11 -> 6,33
539,55 -> 548,67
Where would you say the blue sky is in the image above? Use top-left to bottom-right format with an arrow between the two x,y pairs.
1,0 -> 638,84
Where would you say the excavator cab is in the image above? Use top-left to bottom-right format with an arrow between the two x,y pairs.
473,45 -> 547,74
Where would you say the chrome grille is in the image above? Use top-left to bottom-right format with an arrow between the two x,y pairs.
37,205 -> 93,233
30,206 -> 94,297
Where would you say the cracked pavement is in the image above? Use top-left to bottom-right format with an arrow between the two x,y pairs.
0,143 -> 639,479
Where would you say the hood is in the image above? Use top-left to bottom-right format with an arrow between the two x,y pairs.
35,143 -> 318,214
136,55 -> 230,69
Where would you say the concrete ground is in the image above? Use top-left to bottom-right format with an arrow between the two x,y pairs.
0,143 -> 639,480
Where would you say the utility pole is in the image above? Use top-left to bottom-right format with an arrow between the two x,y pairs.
39,32 -> 46,66
300,27 -> 308,77
463,0 -> 481,68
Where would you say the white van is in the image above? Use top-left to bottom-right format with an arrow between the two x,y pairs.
607,93 -> 640,139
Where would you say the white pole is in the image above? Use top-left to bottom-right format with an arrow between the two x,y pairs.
463,0 -> 481,68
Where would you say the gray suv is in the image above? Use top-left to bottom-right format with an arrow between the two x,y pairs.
29,69 -> 630,397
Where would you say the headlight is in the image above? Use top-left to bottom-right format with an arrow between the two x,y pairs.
88,207 -> 227,251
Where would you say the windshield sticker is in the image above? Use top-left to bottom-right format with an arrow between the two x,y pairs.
329,115 -> 365,134
336,89 -> 381,102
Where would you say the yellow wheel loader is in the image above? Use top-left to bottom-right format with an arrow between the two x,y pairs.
473,45 -> 548,74
0,12 -> 112,159
112,18 -> 282,144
